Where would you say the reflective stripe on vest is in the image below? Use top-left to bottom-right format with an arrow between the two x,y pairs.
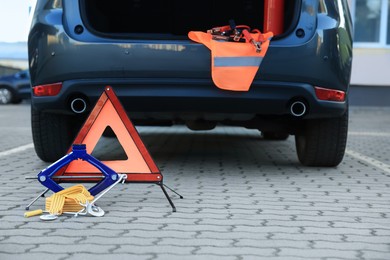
214,57 -> 263,67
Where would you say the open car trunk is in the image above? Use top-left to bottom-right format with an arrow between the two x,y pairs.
80,0 -> 301,39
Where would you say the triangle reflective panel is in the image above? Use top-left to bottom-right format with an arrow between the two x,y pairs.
54,86 -> 162,183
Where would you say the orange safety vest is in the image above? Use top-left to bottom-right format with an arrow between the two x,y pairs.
188,26 -> 273,92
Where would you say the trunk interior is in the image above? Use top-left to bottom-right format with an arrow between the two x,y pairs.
80,0 -> 301,39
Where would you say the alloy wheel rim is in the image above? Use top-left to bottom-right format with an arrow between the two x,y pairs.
0,88 -> 12,104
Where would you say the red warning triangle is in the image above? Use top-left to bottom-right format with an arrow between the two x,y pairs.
55,86 -> 162,183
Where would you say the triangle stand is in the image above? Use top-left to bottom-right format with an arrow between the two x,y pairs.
26,86 -> 182,212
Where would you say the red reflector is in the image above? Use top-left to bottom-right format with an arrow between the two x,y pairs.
33,83 -> 62,97
314,86 -> 345,102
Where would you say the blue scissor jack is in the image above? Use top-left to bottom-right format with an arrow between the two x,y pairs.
38,144 -> 119,196
26,144 -> 127,211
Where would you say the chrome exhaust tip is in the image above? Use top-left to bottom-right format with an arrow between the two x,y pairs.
290,101 -> 307,117
70,98 -> 87,114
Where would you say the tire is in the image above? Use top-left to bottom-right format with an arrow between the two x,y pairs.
261,131 -> 289,140
31,108 -> 78,162
295,109 -> 348,167
11,97 -> 23,104
0,87 -> 13,104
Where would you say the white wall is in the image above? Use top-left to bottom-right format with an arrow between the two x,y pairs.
351,48 -> 390,86
348,0 -> 390,86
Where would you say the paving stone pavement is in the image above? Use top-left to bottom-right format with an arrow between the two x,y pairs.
0,103 -> 389,260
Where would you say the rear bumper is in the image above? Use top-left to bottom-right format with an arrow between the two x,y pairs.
31,78 -> 347,120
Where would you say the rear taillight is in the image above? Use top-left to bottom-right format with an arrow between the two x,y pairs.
33,82 -> 62,97
314,86 -> 346,102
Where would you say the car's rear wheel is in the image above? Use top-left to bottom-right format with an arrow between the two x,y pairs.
31,108 -> 78,162
0,87 -> 13,104
295,109 -> 348,167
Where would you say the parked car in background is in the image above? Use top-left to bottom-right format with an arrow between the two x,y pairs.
0,69 -> 31,104
28,0 -> 353,167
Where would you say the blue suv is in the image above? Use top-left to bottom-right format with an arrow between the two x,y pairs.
28,0 -> 353,166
